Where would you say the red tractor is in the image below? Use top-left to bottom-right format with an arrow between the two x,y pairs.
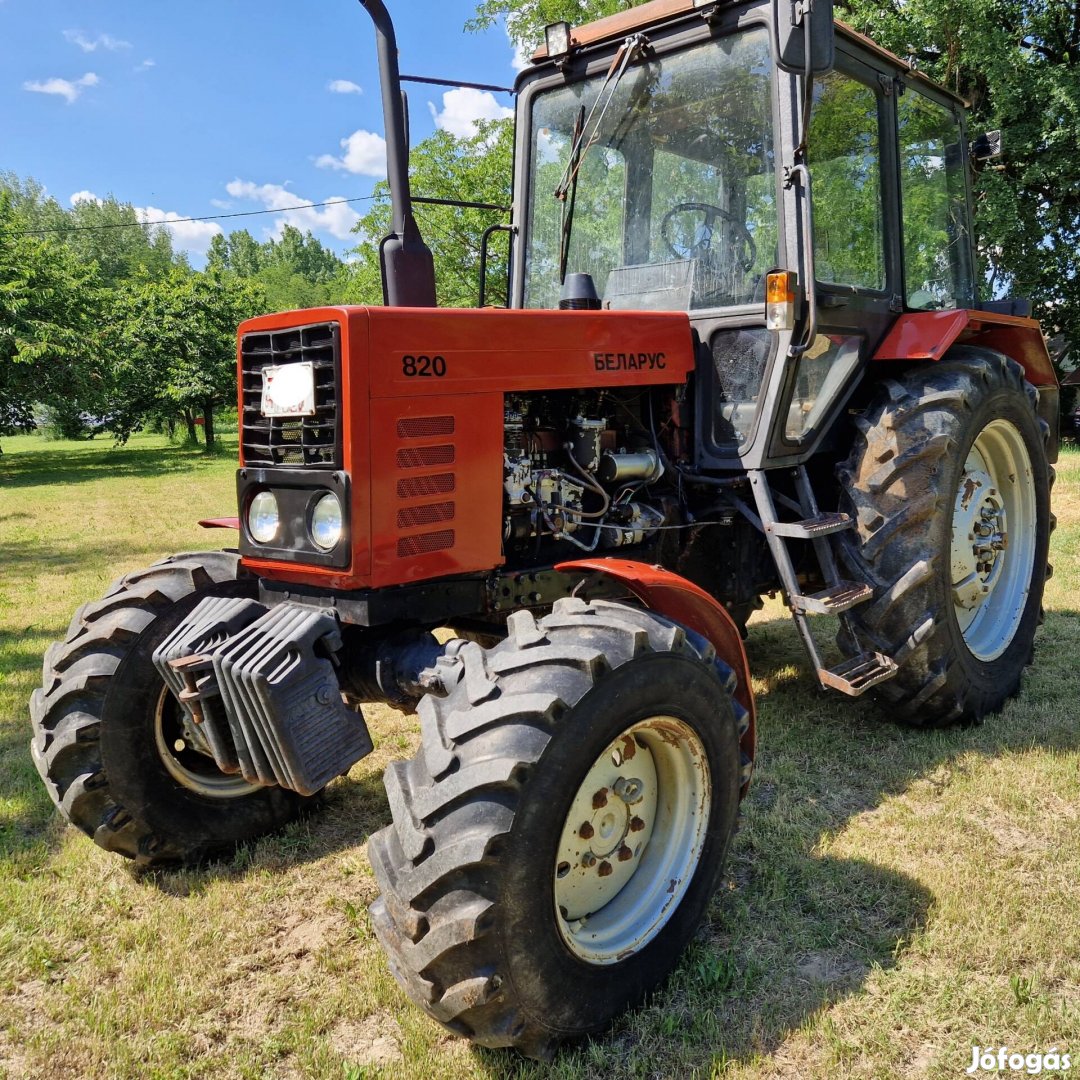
32,0 -> 1057,1058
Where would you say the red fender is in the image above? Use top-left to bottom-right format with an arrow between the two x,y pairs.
873,309 -> 1057,387
198,517 -> 241,530
556,557 -> 755,794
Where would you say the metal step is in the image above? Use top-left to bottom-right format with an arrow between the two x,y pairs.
791,581 -> 873,615
768,512 -> 854,540
819,652 -> 898,696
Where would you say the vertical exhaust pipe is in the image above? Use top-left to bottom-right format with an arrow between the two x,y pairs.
358,0 -> 437,307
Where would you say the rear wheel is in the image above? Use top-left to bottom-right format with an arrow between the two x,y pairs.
30,552 -> 312,865
367,598 -> 745,1057
838,348 -> 1053,725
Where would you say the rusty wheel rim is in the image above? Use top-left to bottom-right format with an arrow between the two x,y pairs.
153,686 -> 259,799
553,716 -> 711,964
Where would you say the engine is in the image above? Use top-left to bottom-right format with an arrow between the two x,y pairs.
502,391 -> 668,560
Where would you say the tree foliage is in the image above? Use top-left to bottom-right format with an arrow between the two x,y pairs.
0,188 -> 106,436
110,267 -> 264,450
348,120 -> 514,308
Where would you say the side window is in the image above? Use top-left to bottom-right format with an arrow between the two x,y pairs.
809,71 -> 885,290
897,91 -> 973,309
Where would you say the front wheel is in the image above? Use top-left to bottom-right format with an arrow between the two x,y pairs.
30,552 -> 313,865
838,348 -> 1053,725
367,598 -> 746,1058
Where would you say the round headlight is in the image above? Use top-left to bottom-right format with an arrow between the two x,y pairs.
310,492 -> 343,551
247,491 -> 280,544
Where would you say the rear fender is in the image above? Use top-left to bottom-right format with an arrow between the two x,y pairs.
873,309 -> 1060,460
556,557 -> 756,795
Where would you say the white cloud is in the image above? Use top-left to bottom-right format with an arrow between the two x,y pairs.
225,180 -> 361,241
69,190 -> 103,206
64,30 -> 131,52
328,79 -> 362,95
510,32 -> 531,72
209,198 -> 232,210
135,59 -> 155,73
428,87 -> 513,139
315,129 -> 387,177
23,72 -> 99,104
136,206 -> 222,257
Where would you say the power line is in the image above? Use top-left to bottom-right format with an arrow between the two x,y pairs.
3,194 -> 388,237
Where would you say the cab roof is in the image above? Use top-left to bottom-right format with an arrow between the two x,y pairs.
529,0 -> 966,106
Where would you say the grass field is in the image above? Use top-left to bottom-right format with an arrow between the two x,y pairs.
1,431 -> 1078,1080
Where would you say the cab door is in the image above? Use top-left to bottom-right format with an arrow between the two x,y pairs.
767,46 -> 900,457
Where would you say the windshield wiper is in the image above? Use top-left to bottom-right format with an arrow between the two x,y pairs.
558,106 -> 585,284
554,34 -> 647,284
554,34 -> 647,203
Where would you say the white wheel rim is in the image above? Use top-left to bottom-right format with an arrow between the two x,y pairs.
154,687 -> 260,799
950,418 -> 1037,661
553,716 -> 711,964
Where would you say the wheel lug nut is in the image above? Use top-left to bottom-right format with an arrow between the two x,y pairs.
629,816 -> 646,833
613,777 -> 644,805
592,788 -> 608,809
617,844 -> 633,862
579,821 -> 594,839
598,861 -> 613,877
581,852 -> 596,868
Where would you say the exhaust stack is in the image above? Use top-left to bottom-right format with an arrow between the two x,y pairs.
359,0 -> 437,307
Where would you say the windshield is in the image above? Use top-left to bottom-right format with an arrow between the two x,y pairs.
523,27 -> 776,312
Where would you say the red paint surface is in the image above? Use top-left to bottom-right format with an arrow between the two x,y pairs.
556,557 -> 756,797
236,306 -> 695,590
873,309 -> 1057,386
198,517 -> 240,530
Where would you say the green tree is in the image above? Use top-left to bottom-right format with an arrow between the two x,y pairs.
350,119 -> 514,308
469,0 -> 622,52
208,225 -> 348,313
111,267 -> 264,450
0,189 -> 106,440
835,0 -> 1080,358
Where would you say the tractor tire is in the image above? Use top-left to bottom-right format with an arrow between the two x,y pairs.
837,347 -> 1053,726
367,597 -> 746,1058
30,551 -> 312,866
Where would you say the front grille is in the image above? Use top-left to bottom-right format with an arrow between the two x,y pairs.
398,530 -> 455,558
393,415 -> 459,561
240,322 -> 340,468
395,445 -> 455,469
397,501 -> 455,529
397,416 -> 455,439
397,473 -> 456,499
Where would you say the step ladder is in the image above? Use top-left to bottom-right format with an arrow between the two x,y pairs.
747,466 -> 897,697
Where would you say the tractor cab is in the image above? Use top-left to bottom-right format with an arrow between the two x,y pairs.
512,0 -> 977,470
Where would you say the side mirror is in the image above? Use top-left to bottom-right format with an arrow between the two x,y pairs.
773,0 -> 834,74
971,130 -> 1003,162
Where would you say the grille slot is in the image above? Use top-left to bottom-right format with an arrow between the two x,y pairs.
397,416 -> 455,439
397,474 -> 456,499
397,502 -> 455,529
396,445 -> 455,469
398,530 -> 455,558
241,322 -> 340,468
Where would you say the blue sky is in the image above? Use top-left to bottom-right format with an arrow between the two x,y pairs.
1,1 -> 522,262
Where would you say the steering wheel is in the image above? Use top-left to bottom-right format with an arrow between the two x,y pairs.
660,202 -> 757,272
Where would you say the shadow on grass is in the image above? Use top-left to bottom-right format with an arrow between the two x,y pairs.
135,766 -> 392,898
0,537 -> 160,585
469,608 -> 1080,1077
0,443 -> 234,490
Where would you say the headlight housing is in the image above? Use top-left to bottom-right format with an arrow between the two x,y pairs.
247,490 -> 280,544
310,492 -> 344,551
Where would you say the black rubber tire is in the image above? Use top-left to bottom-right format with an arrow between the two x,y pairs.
837,347 -> 1054,726
367,597 -> 746,1058
30,551 -> 312,866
